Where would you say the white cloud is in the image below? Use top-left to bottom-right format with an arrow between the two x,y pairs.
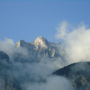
24,76 -> 74,90
56,22 -> 90,63
0,38 -> 29,59
55,21 -> 69,39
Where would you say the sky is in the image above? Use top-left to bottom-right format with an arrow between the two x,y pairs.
0,0 -> 90,42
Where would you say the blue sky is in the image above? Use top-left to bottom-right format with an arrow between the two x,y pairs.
0,0 -> 90,42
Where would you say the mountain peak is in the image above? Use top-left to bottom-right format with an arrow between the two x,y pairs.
34,36 -> 48,49
16,40 -> 25,48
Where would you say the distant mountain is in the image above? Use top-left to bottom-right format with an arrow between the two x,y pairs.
0,37 -> 65,90
14,36 -> 64,63
0,37 -> 90,90
53,62 -> 90,90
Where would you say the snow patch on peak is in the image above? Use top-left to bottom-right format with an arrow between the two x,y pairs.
34,36 -> 48,49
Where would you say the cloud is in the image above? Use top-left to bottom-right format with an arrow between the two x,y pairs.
0,38 -> 74,90
55,21 -> 69,39
0,38 -> 15,54
0,38 -> 29,59
24,76 -> 74,90
56,22 -> 90,63
10,58 -> 74,90
2,22 -> 90,90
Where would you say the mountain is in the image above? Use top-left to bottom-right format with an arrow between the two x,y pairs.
0,37 -> 64,90
14,36 -> 63,63
53,62 -> 90,90
0,37 -> 90,90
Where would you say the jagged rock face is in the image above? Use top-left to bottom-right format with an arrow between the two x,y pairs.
15,37 -> 60,63
53,62 -> 90,90
16,36 -> 48,49
16,40 -> 34,49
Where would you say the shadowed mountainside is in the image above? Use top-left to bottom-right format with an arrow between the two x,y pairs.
53,62 -> 90,90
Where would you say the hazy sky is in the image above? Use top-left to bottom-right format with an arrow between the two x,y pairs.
0,0 -> 90,42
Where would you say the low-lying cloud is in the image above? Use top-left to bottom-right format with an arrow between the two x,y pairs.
24,76 -> 74,90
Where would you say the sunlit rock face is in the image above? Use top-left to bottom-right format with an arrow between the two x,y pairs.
15,37 -> 61,62
34,36 -> 48,49
16,37 -> 48,50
